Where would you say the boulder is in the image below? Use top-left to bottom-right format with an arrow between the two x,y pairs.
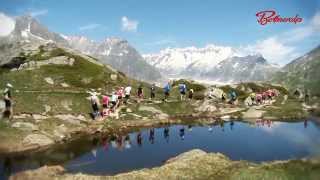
13,114 -> 32,119
110,74 -> 117,81
242,108 -> 265,119
195,100 -> 217,112
60,83 -> 70,88
54,114 -> 86,124
12,122 -> 39,131
44,77 -> 54,85
32,114 -> 49,120
23,134 -> 54,146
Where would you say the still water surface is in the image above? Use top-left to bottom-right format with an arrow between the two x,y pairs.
1,120 -> 320,179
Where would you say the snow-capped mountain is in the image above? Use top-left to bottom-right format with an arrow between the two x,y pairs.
143,45 -> 241,76
2,15 -> 68,46
64,36 -> 162,82
0,15 -> 162,82
0,15 -> 70,66
203,55 -> 280,82
143,46 -> 280,82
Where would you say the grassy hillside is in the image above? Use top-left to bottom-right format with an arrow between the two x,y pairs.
272,46 -> 320,96
0,44 -> 158,115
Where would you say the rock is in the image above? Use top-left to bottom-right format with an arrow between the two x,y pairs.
138,106 -> 169,120
110,74 -> 117,81
207,87 -> 224,99
126,108 -> 133,113
219,107 -> 245,115
12,122 -> 39,131
195,100 -> 217,112
32,114 -> 49,120
281,95 -> 288,105
44,105 -> 51,113
60,83 -> 70,87
155,113 -> 169,120
242,108 -> 265,119
139,106 -> 163,114
19,56 -> 75,71
53,124 -> 68,140
44,77 -> 54,85
13,114 -> 32,119
81,77 -> 92,84
23,134 -> 54,146
221,115 -> 231,120
61,100 -> 73,111
54,114 -> 82,125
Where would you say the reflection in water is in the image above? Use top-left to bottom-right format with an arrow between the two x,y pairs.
149,128 -> 155,144
220,120 -> 225,132
116,136 -> 124,151
230,121 -> 234,130
102,136 -> 109,151
137,132 -> 143,147
164,127 -> 170,143
208,125 -> 213,132
110,136 -> 117,148
305,120 -> 308,128
179,127 -> 185,140
3,157 -> 12,177
124,135 -> 131,149
1,120 -> 320,178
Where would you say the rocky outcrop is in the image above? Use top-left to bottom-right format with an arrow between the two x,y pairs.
11,149 -> 320,180
11,56 -> 75,71
11,150 -> 243,180
242,108 -> 265,119
138,106 -> 169,120
12,122 -> 39,131
195,100 -> 217,112
22,134 -> 54,147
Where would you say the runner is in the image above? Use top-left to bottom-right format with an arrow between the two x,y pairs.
90,92 -> 100,120
150,84 -> 156,100
3,83 -> 13,119
117,87 -> 124,106
267,89 -> 273,104
221,92 -> 227,101
137,85 -> 143,101
124,85 -> 132,104
163,82 -> 171,102
256,93 -> 262,105
229,90 -> 237,104
102,94 -> 110,117
188,88 -> 194,100
110,91 -> 118,112
208,89 -> 214,99
262,91 -> 267,104
179,83 -> 187,101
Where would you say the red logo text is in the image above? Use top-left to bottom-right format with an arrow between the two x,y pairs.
256,10 -> 303,25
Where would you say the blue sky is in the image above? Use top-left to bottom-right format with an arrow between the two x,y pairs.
0,0 -> 319,65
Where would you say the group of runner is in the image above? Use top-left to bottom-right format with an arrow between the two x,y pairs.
89,85 -> 133,120
89,82 -> 195,120
249,89 -> 279,105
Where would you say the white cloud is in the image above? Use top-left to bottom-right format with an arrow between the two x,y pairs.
79,23 -> 101,31
242,37 -> 297,65
0,13 -> 15,36
121,16 -> 139,32
145,39 -> 177,46
30,9 -> 48,17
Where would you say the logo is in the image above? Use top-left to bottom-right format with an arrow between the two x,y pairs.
256,10 -> 303,25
